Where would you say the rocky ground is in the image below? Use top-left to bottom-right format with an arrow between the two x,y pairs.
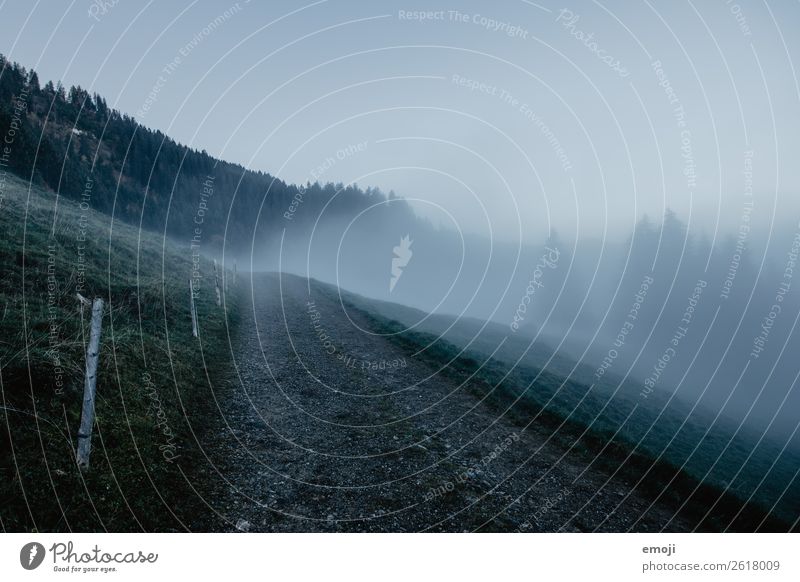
199,272 -> 688,532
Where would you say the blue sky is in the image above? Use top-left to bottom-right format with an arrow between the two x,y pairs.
2,0 -> 799,244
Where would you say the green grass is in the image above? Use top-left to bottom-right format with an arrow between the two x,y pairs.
0,173 -> 238,532
335,296 -> 795,532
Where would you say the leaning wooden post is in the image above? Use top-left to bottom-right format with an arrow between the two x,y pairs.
189,278 -> 199,337
76,297 -> 104,471
213,259 -> 221,307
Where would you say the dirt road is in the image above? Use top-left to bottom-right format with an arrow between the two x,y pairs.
202,272 -> 686,532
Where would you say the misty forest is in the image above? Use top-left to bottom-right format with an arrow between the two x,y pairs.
1,0 -> 799,535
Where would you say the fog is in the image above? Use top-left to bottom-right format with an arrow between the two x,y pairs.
3,1 -> 800,244
248,193 -> 800,444
3,0 -> 799,535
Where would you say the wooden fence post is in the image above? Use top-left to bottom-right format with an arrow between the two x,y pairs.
76,297 -> 104,471
189,278 -> 199,338
213,259 -> 221,306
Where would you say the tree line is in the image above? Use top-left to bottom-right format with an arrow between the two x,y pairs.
0,53 -> 414,252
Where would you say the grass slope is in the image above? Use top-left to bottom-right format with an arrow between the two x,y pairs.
0,173 -> 237,532
322,281 -> 796,532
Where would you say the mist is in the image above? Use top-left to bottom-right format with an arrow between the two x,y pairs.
3,0 -> 799,538
248,191 -> 800,445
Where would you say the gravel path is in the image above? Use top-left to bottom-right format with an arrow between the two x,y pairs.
204,272 -> 687,532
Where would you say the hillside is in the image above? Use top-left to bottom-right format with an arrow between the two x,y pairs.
1,52 -> 796,534
0,172 -> 236,531
0,53 -> 418,254
331,280 -> 798,530
328,284 -> 800,522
